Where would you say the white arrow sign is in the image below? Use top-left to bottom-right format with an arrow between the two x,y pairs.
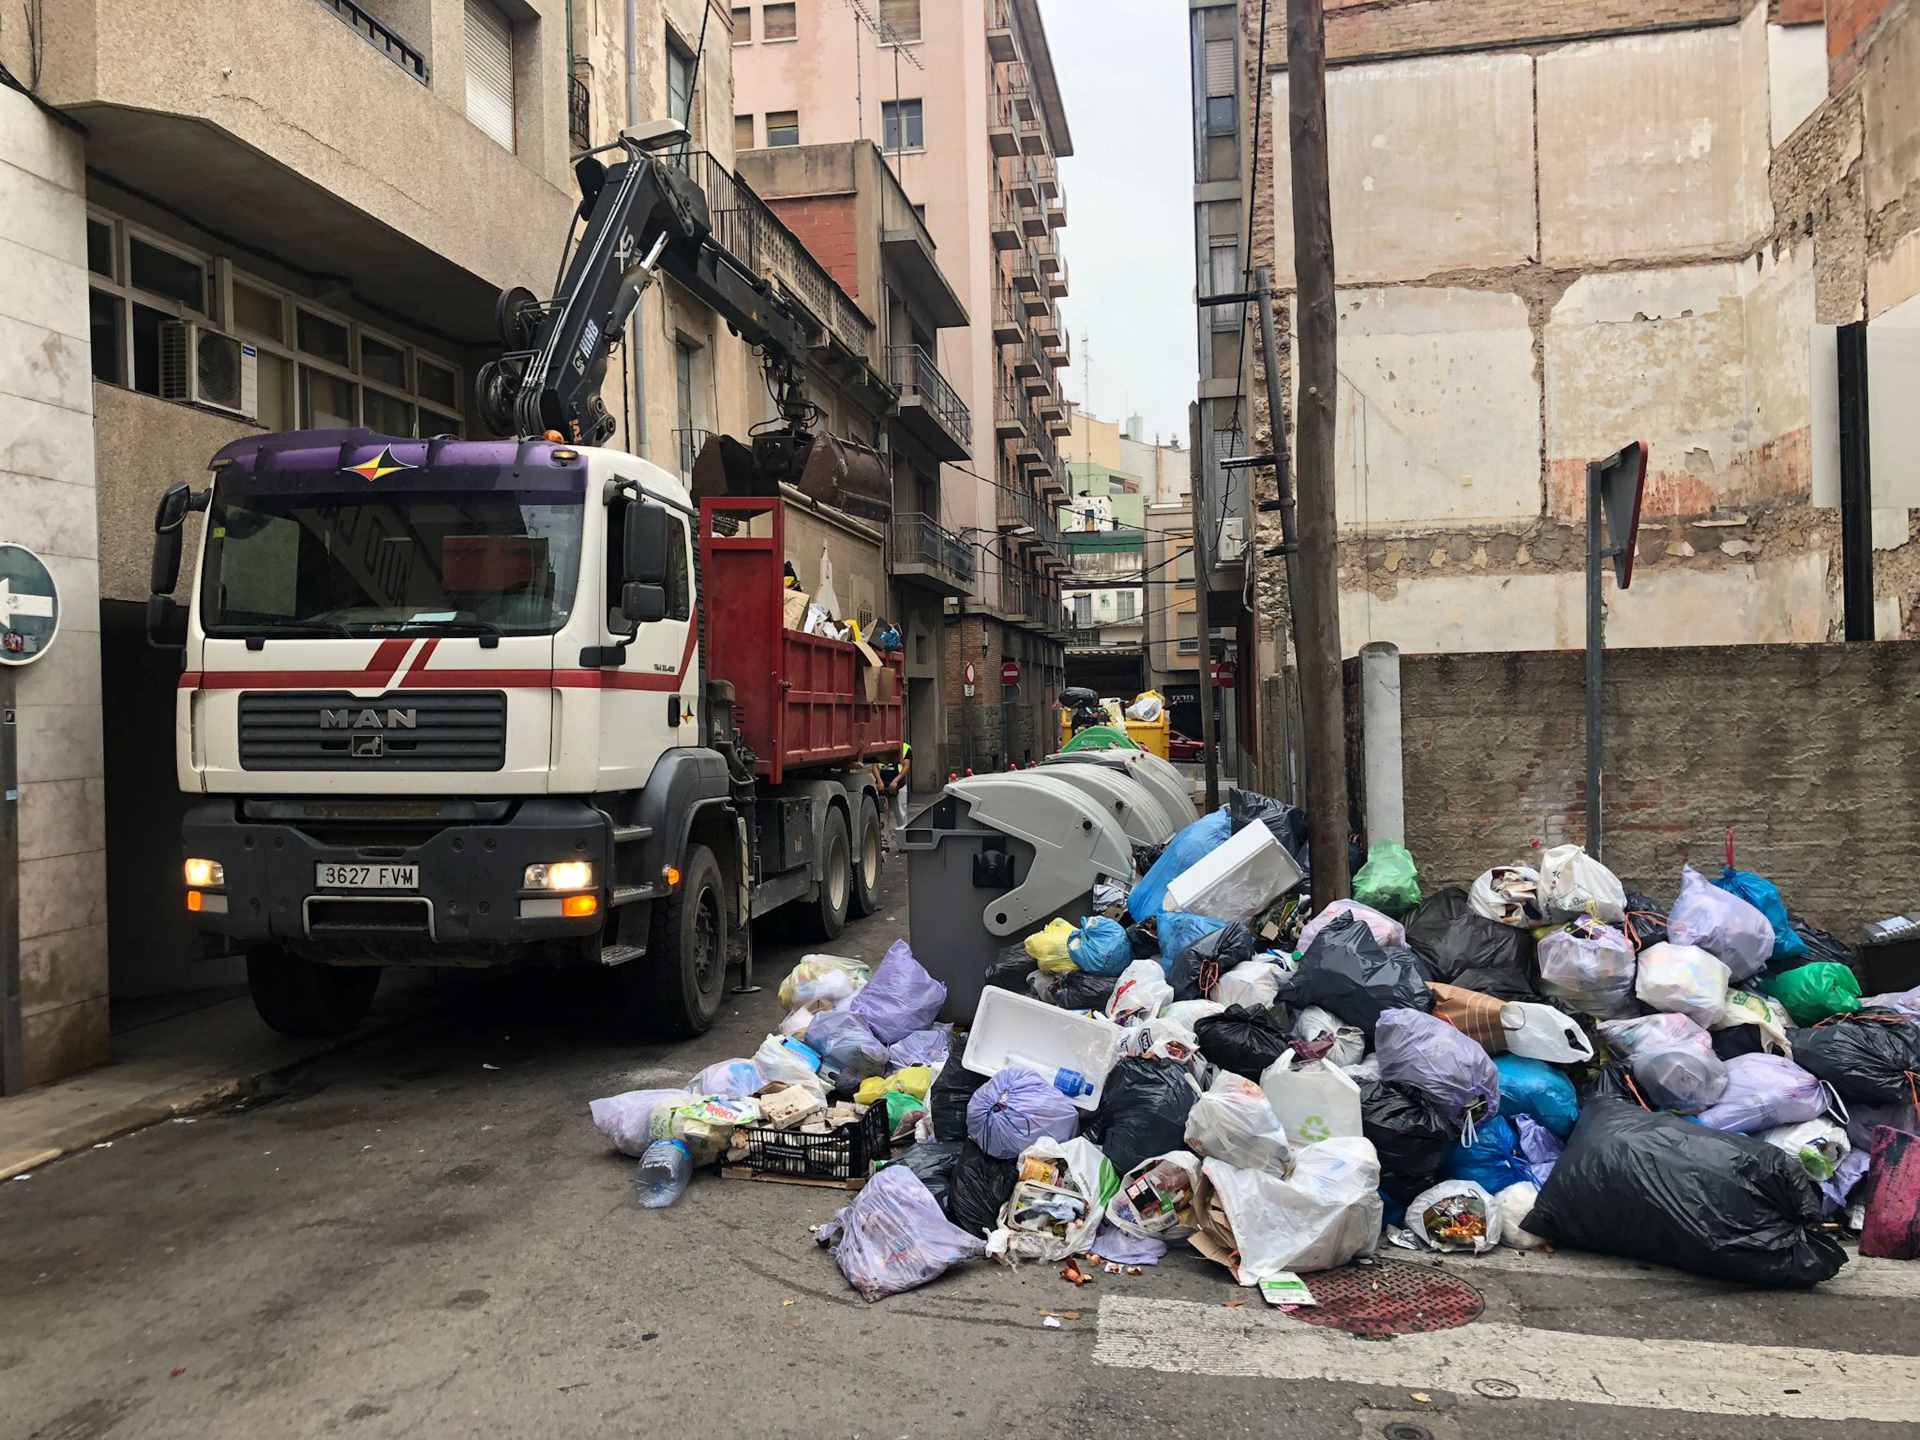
0,577 -> 54,629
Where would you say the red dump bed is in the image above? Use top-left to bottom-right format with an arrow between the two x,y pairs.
699,496 -> 904,785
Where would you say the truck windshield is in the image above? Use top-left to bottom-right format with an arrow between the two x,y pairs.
201,487 -> 586,637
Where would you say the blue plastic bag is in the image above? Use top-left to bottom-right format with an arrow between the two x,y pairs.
1158,912 -> 1229,967
847,939 -> 948,1044
1442,1115 -> 1533,1194
1068,916 -> 1133,976
1715,866 -> 1808,965
1128,810 -> 1231,923
1493,1055 -> 1580,1139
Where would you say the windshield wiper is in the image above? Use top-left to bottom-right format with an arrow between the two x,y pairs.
210,620 -> 356,640
374,617 -> 506,647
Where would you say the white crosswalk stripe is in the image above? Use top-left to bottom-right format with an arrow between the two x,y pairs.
1095,1295 -> 1920,1422
1394,1244 -> 1920,1299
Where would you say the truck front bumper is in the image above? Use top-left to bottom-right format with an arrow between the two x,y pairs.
181,797 -> 612,953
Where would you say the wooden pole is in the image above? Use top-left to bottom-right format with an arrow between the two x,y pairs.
1189,402 -> 1220,810
1286,0 -> 1351,902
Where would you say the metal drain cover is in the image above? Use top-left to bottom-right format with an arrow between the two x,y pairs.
1382,1425 -> 1433,1440
1287,1259 -> 1484,1338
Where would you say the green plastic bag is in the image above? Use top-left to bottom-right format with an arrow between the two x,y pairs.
881,1091 -> 926,1135
1353,841 -> 1422,919
1761,962 -> 1862,1026
1060,724 -> 1139,753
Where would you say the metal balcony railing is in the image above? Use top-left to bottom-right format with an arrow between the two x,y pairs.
887,345 -> 972,450
994,285 -> 1025,345
889,513 -> 975,585
568,64 -> 591,151
318,0 -> 427,82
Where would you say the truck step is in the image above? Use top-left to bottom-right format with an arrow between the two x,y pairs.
598,943 -> 645,968
609,885 -> 653,907
611,824 -> 654,845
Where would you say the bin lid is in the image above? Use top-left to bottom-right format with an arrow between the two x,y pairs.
943,772 -> 1134,938
1038,762 -> 1180,847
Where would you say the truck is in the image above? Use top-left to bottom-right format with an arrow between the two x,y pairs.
145,120 -> 902,1039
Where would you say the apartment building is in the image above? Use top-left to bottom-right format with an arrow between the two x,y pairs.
1234,0 -> 1920,659
0,0 -> 879,1086
734,0 -> 1076,771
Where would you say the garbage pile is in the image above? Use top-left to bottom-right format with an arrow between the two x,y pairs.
592,799 -> 1920,1302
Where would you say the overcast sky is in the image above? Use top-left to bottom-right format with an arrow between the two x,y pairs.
1041,0 -> 1195,449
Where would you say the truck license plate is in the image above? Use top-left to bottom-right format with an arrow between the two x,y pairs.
315,863 -> 419,891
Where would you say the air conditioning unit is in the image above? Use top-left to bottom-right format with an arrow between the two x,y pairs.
1217,516 -> 1247,561
158,321 -> 258,420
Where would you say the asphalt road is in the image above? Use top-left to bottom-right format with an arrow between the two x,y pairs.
5,858 -> 1920,1439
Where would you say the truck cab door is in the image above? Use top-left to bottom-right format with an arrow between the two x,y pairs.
594,488 -> 695,791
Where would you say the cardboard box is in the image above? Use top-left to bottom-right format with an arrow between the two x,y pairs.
853,639 -> 896,704
783,588 -> 811,631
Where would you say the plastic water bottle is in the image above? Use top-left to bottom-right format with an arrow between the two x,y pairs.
634,1138 -> 692,1209
1011,1055 -> 1093,1100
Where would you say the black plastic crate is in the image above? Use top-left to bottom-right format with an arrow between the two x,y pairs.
734,1101 -> 890,1183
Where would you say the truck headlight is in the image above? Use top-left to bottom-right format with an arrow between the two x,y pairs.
524,860 -> 594,891
184,857 -> 225,888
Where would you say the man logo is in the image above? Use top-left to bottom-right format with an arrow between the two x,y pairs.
320,708 -> 418,731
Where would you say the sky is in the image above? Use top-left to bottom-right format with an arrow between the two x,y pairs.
1040,0 -> 1196,449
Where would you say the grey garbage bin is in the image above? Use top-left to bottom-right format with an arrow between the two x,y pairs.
899,772 -> 1134,1025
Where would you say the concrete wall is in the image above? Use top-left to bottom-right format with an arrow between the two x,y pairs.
0,90 -> 109,1086
1380,641 -> 1920,934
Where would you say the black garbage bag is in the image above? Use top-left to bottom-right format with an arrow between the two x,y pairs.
985,944 -> 1038,995
1162,947 -> 1206,1004
1788,1010 -> 1920,1105
929,1058 -> 989,1143
890,1139 -> 965,1213
1788,912 -> 1858,975
1052,970 -> 1120,1011
1187,920 -> 1258,973
1403,888 -> 1538,1000
1193,1005 -> 1293,1080
1577,1061 -> 1650,1111
1622,890 -> 1670,953
1359,1079 -> 1454,1203
1711,1024 -> 1769,1062
1522,1100 -> 1846,1288
1086,1057 -> 1200,1176
1132,841 -> 1167,878
1274,913 -> 1433,1041
947,1140 -> 1019,1237
1227,788 -> 1311,876
1127,921 -> 1161,961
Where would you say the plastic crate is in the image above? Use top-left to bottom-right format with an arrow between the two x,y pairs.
733,1101 -> 890,1184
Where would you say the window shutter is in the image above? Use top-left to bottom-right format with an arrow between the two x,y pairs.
1205,39 -> 1234,98
880,0 -> 922,41
465,0 -> 515,151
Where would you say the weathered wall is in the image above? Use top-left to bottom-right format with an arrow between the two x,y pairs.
1382,641 -> 1920,934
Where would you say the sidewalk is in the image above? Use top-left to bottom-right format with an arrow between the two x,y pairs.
0,975 -> 433,1181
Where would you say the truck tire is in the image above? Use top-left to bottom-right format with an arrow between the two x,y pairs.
246,948 -> 381,1037
804,806 -> 851,941
849,794 -> 883,919
644,842 -> 728,1037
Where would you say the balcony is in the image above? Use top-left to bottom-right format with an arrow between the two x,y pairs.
998,482 -> 1041,536
1047,191 -> 1067,230
987,0 -> 1019,63
1021,197 -> 1048,239
1035,237 -> 1062,277
319,0 -> 427,82
993,286 -> 1025,347
890,513 -> 976,597
1020,341 -> 1051,395
1009,163 -> 1039,211
989,81 -> 1020,159
1029,152 -> 1062,201
1035,460 -> 1068,499
569,61 -> 591,151
991,181 -> 1022,251
887,345 -> 972,462
995,380 -> 1032,440
1011,259 -> 1048,313
1048,256 -> 1069,300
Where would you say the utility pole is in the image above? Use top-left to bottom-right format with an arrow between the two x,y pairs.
1287,0 -> 1351,902
1189,402 -> 1220,810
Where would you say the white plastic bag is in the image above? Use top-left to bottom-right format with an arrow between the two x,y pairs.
1494,1182 -> 1547,1250
1539,844 -> 1628,923
1499,1002 -> 1597,1064
1469,865 -> 1546,927
1666,864 -> 1774,982
779,1005 -> 817,1038
1405,1179 -> 1502,1254
1107,958 -> 1175,1028
1712,989 -> 1793,1057
1536,917 -> 1637,1018
1600,1012 -> 1728,1113
1119,1017 -> 1201,1067
1634,941 -> 1732,1028
984,1135 -> 1116,1266
687,1059 -> 764,1098
1292,1006 -> 1366,1069
1759,1118 -> 1852,1182
779,954 -> 869,1010
1184,1071 -> 1294,1175
1125,693 -> 1164,722
1259,1049 -> 1364,1144
1213,959 -> 1286,1010
588,1088 -> 695,1156
1105,1150 -> 1203,1241
812,543 -> 841,620
1193,1143 -> 1382,1283
1165,999 -> 1226,1030
753,1033 -> 824,1089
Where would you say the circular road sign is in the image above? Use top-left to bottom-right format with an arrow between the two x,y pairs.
1000,659 -> 1021,686
0,544 -> 60,667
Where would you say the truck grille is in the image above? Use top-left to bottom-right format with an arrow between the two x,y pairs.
238,691 -> 507,772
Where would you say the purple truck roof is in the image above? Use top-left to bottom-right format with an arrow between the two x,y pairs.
208,428 -> 573,478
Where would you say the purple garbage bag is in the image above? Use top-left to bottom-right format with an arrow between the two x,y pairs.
1694,1054 -> 1829,1134
1375,1008 -> 1501,1120
815,1165 -> 985,1301
1511,1114 -> 1564,1187
966,1067 -> 1080,1159
1667,864 -> 1773,983
886,1025 -> 953,1070
848,939 -> 949,1044
1599,1012 -> 1728,1114
805,1009 -> 889,1087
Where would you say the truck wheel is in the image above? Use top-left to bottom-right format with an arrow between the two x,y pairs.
849,795 -> 883,919
645,843 -> 728,1037
246,948 -> 381,1037
804,806 -> 852,941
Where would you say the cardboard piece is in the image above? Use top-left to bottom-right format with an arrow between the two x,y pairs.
783,589 -> 812,631
853,638 -> 896,704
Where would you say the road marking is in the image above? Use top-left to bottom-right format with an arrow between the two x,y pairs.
1395,1245 -> 1920,1300
1095,1296 -> 1920,1422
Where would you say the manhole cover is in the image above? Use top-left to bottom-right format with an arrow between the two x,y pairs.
1382,1426 -> 1433,1440
1473,1378 -> 1521,1400
1286,1259 -> 1483,1338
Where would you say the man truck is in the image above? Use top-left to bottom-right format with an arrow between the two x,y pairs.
148,121 -> 901,1038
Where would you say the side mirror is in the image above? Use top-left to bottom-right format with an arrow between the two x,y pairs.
623,502 -> 672,586
620,582 -> 666,627
150,482 -> 192,596
146,594 -> 186,650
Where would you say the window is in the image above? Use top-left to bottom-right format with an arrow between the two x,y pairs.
232,281 -> 285,343
766,109 -> 799,147
1205,38 -> 1235,99
360,333 -> 407,389
734,113 -> 755,150
417,357 -> 459,410
1208,328 -> 1238,380
86,218 -> 114,278
731,5 -> 750,41
882,98 -> 924,152
664,515 -> 691,621
88,292 -> 122,384
297,308 -> 352,367
763,2 -> 796,40
465,0 -> 516,151
675,338 -> 698,480
1206,134 -> 1236,181
1206,94 -> 1236,136
667,30 -> 695,127
1208,240 -> 1240,324
301,370 -> 358,429
879,0 -> 921,42
1117,591 -> 1137,621
1177,612 -> 1198,653
1073,593 -> 1091,625
1174,547 -> 1194,586
129,235 -> 206,314
912,202 -> 927,226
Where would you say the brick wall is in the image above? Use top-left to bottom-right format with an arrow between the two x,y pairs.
761,194 -> 860,301
1370,642 -> 1920,932
1829,0 -> 1902,85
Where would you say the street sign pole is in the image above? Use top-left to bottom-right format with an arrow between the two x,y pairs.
1,669 -> 20,1094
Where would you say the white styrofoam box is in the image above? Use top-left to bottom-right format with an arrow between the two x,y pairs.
963,986 -> 1126,1112
1162,819 -> 1305,922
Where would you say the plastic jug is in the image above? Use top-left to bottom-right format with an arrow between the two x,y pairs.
1500,1003 -> 1596,1064
1258,1049 -> 1363,1145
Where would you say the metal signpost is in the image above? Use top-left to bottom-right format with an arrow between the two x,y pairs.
1585,443 -> 1648,863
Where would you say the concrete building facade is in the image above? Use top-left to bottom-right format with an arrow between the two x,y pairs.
733,0 -> 1075,774
1234,0 -> 1920,667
